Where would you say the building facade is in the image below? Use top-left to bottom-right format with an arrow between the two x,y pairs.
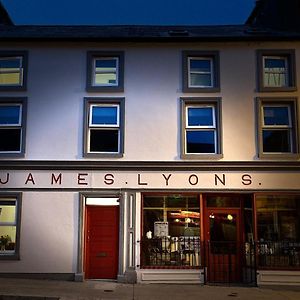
0,1 -> 300,286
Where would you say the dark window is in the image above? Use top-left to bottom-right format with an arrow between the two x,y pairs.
0,99 -> 26,157
84,98 -> 125,157
257,98 -> 298,158
181,98 -> 222,159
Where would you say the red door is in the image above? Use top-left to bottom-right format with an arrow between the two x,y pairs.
205,209 -> 241,283
85,205 -> 119,279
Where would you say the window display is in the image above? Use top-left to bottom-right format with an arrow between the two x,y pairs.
141,194 -> 201,268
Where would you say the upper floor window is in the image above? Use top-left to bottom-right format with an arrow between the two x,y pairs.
257,50 -> 296,92
86,51 -> 124,92
0,51 -> 28,91
257,97 -> 299,159
84,97 -> 125,157
0,98 -> 26,157
181,97 -> 222,159
182,51 -> 220,93
0,193 -> 22,260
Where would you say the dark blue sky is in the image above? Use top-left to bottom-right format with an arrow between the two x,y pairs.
2,0 -> 255,26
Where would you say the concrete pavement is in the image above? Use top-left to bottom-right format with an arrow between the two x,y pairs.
0,278 -> 300,300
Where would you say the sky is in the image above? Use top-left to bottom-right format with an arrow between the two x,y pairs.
2,0 -> 255,26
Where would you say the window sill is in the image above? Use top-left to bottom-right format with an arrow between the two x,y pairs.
258,86 -> 297,93
258,153 -> 300,160
0,153 -> 25,158
181,154 -> 223,160
182,87 -> 220,93
84,152 -> 124,158
86,86 -> 124,93
0,253 -> 20,260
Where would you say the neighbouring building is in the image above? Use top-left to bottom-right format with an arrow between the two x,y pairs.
0,0 -> 300,286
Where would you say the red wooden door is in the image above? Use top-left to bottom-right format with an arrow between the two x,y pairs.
205,209 -> 241,283
85,205 -> 119,279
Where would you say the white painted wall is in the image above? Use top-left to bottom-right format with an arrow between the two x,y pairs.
0,41 -> 299,161
0,192 -> 78,273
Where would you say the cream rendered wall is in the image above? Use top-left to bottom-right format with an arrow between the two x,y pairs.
0,192 -> 78,273
0,41 -> 299,161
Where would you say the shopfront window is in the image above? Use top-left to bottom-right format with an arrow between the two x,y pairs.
256,195 -> 300,268
141,194 -> 201,268
0,194 -> 21,260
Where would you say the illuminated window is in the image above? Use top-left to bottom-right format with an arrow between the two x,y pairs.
86,51 -> 124,92
182,51 -> 220,92
0,52 -> 28,90
0,98 -> 27,157
141,194 -> 201,268
84,97 -> 125,157
0,194 -> 22,260
181,97 -> 222,158
257,50 -> 296,92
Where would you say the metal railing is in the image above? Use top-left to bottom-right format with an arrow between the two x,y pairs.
141,236 -> 201,268
257,241 -> 300,269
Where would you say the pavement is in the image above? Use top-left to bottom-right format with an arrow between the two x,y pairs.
0,278 -> 300,300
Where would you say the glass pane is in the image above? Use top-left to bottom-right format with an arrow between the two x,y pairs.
190,73 -> 212,87
0,129 -> 21,152
143,209 -> 164,236
187,107 -> 213,126
94,58 -> 117,85
263,106 -> 290,126
0,58 -> 22,86
0,58 -> 21,69
143,196 -> 164,208
91,106 -> 118,125
0,106 -> 20,125
206,196 -> 240,207
0,226 -> 16,251
94,73 -> 117,85
0,73 -> 21,85
190,59 -> 211,72
209,213 -> 237,242
89,129 -> 119,153
265,58 -> 286,69
256,195 -> 300,241
263,129 -> 290,152
186,130 -> 215,153
0,200 -> 16,223
264,58 -> 287,87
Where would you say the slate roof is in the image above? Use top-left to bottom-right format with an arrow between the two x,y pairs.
0,24 -> 300,42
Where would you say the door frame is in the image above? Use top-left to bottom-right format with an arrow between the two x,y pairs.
76,193 -> 125,281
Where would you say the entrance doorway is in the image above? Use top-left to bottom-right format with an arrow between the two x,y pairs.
205,209 -> 241,283
84,198 -> 119,279
203,194 -> 256,284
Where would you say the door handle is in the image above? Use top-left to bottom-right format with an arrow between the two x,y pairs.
96,252 -> 107,257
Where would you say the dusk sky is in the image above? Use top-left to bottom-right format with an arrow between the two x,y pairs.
2,0 -> 255,26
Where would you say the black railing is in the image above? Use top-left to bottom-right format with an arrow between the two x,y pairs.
205,241 -> 256,285
257,241 -> 300,269
141,236 -> 201,268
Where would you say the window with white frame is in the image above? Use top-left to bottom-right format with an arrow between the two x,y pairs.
84,98 -> 124,156
257,98 -> 298,158
263,56 -> 289,88
0,99 -> 26,156
0,52 -> 28,90
181,98 -> 222,158
188,57 -> 214,88
257,50 -> 296,92
86,52 -> 124,92
182,51 -> 220,92
0,194 -> 21,260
